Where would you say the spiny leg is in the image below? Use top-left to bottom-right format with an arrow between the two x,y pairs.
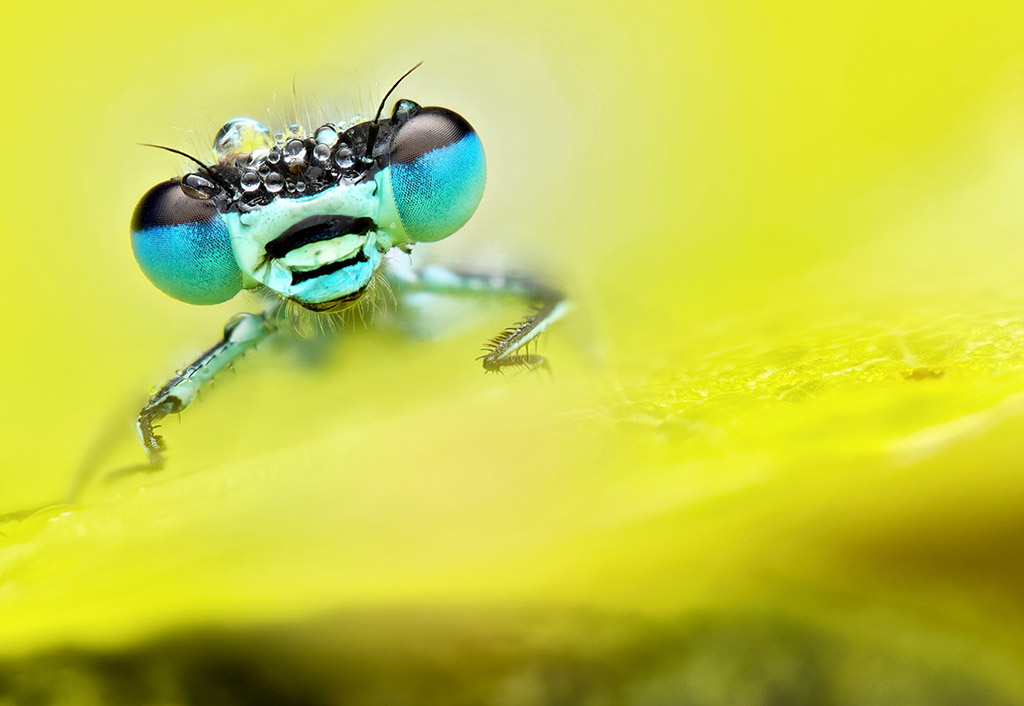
138,304 -> 280,468
389,264 -> 570,373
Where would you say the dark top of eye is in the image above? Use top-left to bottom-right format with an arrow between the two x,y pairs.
390,108 -> 474,165
131,179 -> 219,231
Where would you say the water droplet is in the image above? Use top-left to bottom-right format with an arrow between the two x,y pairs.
393,99 -> 419,119
267,148 -> 281,164
286,182 -> 295,193
265,172 -> 283,193
315,126 -> 338,146
183,173 -> 214,188
295,181 -> 306,192
334,146 -> 354,169
181,173 -> 217,199
213,118 -> 274,160
288,123 -> 303,137
248,147 -> 270,165
283,139 -> 307,167
313,143 -> 331,162
240,170 -> 261,192
339,115 -> 363,130
257,162 -> 271,176
274,131 -> 284,144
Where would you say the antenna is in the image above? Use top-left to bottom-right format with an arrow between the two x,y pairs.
373,62 -> 423,124
140,143 -> 238,196
363,62 -> 423,160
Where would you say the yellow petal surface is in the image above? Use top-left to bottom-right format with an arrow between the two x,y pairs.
3,1 -> 1024,703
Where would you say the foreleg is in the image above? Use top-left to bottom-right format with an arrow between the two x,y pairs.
137,309 -> 278,467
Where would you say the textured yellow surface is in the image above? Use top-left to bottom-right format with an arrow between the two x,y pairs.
3,1 -> 1024,702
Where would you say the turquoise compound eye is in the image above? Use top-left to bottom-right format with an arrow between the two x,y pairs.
388,107 -> 486,243
130,179 -> 242,305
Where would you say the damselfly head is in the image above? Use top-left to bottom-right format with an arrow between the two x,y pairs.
130,71 -> 486,311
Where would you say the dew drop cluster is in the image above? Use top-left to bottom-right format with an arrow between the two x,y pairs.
206,115 -> 390,209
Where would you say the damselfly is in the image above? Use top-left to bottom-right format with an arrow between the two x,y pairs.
130,68 -> 568,467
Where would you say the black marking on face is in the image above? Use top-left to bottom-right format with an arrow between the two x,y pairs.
289,247 -> 371,286
264,215 -> 377,259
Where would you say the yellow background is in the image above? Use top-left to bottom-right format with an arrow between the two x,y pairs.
3,0 -> 1024,701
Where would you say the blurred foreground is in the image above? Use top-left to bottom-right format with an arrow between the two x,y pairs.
4,0 -> 1024,702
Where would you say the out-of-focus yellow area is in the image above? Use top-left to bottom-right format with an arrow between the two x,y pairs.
3,1 -> 1024,702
